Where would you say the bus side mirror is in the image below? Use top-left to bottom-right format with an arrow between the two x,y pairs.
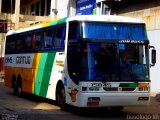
151,49 -> 156,66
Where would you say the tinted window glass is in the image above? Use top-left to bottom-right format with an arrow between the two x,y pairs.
25,33 -> 32,50
68,22 -> 80,42
55,26 -> 65,48
16,35 -> 24,51
32,32 -> 41,50
43,29 -> 53,49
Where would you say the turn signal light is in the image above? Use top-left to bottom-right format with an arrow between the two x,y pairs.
138,83 -> 149,88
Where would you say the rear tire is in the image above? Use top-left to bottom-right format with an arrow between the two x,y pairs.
13,80 -> 17,94
17,81 -> 22,96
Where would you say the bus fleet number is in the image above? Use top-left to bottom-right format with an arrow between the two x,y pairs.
91,83 -> 111,87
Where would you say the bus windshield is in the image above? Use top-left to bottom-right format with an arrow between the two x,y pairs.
67,22 -> 149,83
82,22 -> 148,40
82,42 -> 149,81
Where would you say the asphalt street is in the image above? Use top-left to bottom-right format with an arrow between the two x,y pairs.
0,79 -> 160,120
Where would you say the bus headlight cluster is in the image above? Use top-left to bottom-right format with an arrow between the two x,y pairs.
82,87 -> 100,91
88,87 -> 100,91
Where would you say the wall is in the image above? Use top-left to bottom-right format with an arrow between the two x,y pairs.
147,30 -> 160,92
119,6 -> 160,30
50,0 -> 76,19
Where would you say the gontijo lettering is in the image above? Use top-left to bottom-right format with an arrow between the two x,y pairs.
5,57 -> 13,63
16,56 -> 31,64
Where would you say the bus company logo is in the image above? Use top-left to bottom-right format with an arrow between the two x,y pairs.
5,57 -> 13,63
55,60 -> 64,67
16,56 -> 31,64
91,83 -> 111,87
69,88 -> 78,102
119,40 -> 144,43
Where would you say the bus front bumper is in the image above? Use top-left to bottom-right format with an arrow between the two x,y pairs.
77,92 -> 150,107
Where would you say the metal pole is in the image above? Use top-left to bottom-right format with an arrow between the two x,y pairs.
0,0 -> 2,13
100,1 -> 103,15
11,0 -> 12,14
10,0 -> 13,21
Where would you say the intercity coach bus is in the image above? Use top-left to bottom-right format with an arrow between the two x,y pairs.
4,15 -> 156,111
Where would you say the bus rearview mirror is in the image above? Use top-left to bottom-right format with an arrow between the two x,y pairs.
151,49 -> 156,66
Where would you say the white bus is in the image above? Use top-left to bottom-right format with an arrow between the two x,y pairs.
5,15 -> 156,111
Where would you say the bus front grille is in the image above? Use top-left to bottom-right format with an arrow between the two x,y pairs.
103,87 -> 136,91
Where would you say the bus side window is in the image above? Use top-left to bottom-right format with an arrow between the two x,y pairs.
43,29 -> 53,49
55,26 -> 65,49
68,22 -> 79,42
61,27 -> 66,48
6,36 -> 10,53
25,33 -> 32,50
32,32 -> 41,50
10,40 -> 15,52
16,35 -> 24,51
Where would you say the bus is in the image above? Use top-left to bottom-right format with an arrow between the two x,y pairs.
4,15 -> 156,111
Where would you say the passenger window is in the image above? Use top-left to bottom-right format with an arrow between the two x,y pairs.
32,32 -> 41,50
25,34 -> 32,50
55,26 -> 65,49
43,29 -> 53,49
10,41 -> 15,51
68,22 -> 79,42
6,36 -> 11,53
16,36 -> 24,51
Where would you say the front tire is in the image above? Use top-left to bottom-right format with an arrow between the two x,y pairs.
56,84 -> 66,111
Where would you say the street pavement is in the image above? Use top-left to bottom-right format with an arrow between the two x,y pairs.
0,78 -> 160,120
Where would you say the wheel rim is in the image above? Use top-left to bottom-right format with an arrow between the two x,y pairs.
13,80 -> 17,93
18,86 -> 21,94
60,89 -> 65,103
59,88 -> 66,110
18,84 -> 22,94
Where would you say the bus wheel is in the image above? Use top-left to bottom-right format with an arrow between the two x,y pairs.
13,80 -> 17,94
17,80 -> 22,96
57,85 -> 66,111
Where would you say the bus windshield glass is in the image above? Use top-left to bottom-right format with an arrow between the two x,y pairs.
81,43 -> 149,81
82,22 -> 148,41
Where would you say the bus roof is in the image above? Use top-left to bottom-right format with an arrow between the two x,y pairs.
67,15 -> 142,23
6,17 -> 67,36
6,15 -> 143,36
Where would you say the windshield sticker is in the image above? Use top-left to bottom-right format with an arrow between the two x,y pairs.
119,40 -> 145,43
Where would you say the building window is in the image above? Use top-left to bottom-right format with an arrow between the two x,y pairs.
47,0 -> 51,16
41,0 -> 45,16
20,7 -> 25,14
36,2 -> 40,16
31,4 -> 35,15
